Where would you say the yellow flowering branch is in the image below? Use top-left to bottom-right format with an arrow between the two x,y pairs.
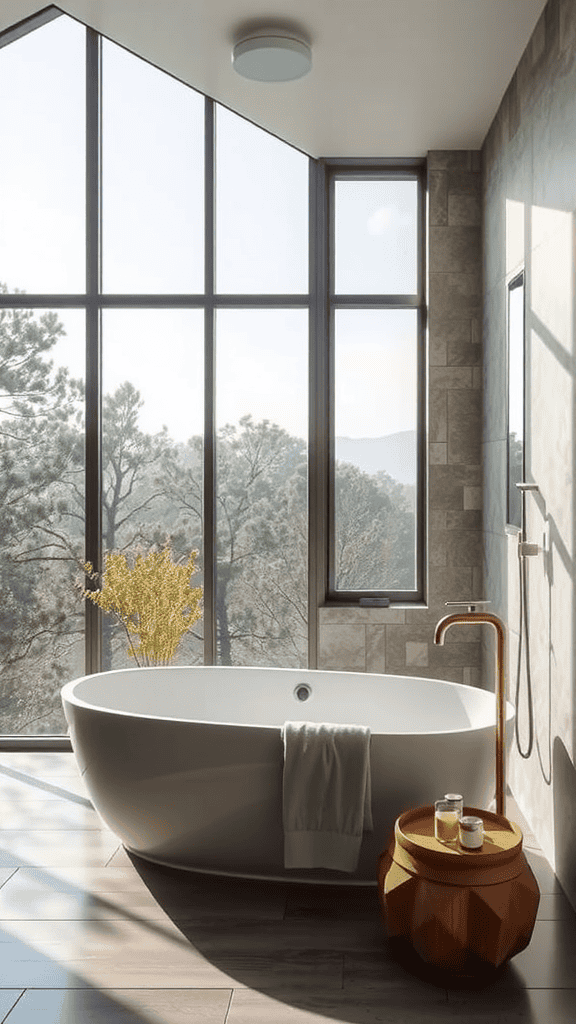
83,545 -> 203,666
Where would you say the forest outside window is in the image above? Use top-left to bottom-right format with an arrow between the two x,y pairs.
0,10 -> 426,739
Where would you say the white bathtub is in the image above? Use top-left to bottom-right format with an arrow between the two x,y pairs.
61,666 -> 515,884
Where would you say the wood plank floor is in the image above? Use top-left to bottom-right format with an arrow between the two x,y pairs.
0,752 -> 574,1023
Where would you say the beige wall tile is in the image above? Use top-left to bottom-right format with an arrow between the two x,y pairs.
429,333 -> 447,365
429,169 -> 448,226
385,625 -> 430,674
446,168 -> 481,197
463,666 -> 483,688
317,625 -> 365,672
429,478 -> 463,511
429,510 -> 447,530
405,641 -> 428,667
429,388 -> 447,443
429,533 -> 447,566
366,626 -> 386,673
430,465 -> 481,513
429,273 -> 482,318
429,443 -> 447,465
428,151 -> 471,170
430,640 -> 481,669
429,226 -> 481,274
446,510 -> 482,530
431,318 -> 471,358
448,191 -> 481,226
464,486 -> 482,510
446,530 -> 483,567
430,367 -> 473,389
448,339 -> 481,367
428,566 -> 474,607
447,390 -> 482,464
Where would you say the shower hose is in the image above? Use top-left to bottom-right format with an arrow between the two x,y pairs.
515,533 -> 534,758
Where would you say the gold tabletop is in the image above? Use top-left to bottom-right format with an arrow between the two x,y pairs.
395,805 -> 523,869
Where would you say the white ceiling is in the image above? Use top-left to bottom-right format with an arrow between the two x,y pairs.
1,0 -> 547,158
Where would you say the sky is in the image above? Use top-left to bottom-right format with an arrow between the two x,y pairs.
0,14 -> 418,445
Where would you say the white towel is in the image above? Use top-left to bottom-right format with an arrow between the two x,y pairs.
282,721 -> 373,872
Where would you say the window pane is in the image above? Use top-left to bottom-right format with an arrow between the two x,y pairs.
0,307 -> 85,734
215,105 -> 309,293
102,310 -> 204,669
335,180 -> 418,294
507,277 -> 525,528
102,41 -> 204,293
216,309 -> 308,666
334,309 -> 417,591
0,16 -> 86,293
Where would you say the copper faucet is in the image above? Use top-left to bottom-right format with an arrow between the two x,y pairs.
434,602 -> 507,817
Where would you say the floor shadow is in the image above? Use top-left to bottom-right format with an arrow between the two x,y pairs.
386,935 -> 517,991
553,737 -> 576,912
126,850 -> 533,1022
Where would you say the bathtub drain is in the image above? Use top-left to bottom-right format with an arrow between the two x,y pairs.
294,683 -> 312,702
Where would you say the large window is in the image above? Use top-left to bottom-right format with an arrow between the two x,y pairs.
0,9 -> 426,738
324,166 -> 426,601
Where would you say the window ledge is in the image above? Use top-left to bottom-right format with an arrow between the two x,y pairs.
318,605 -> 411,624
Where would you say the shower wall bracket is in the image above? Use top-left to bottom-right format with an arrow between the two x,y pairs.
516,482 -> 540,557
518,540 -> 539,557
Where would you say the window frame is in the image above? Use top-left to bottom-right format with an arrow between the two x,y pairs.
505,269 -> 526,530
0,10 -> 429,743
312,160 -> 427,607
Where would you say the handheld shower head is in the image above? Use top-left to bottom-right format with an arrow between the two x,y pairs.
515,482 -> 540,551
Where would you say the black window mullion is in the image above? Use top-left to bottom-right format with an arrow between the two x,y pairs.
416,163 -> 425,305
416,165 -> 427,599
417,303 -> 427,600
203,97 -> 216,665
331,295 -> 420,308
84,26 -> 102,674
308,159 -> 329,668
326,170 -> 336,596
0,6 -> 62,50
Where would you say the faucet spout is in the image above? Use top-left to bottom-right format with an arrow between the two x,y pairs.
433,609 -> 507,817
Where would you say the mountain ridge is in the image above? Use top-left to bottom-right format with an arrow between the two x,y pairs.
336,429 -> 416,485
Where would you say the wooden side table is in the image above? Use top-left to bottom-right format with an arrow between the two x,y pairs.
377,805 -> 540,973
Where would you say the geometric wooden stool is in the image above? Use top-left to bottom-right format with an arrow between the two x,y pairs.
377,805 -> 540,974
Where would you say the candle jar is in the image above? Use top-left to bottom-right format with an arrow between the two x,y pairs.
459,815 -> 484,850
434,799 -> 459,844
443,793 -> 463,818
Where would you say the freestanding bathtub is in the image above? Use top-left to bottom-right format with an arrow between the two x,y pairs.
61,666 -> 515,884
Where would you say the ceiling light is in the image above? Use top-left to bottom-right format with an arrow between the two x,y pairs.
232,32 -> 312,82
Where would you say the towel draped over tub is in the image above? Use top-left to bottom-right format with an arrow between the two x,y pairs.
281,721 -> 373,873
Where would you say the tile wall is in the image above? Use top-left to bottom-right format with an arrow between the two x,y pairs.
317,151 -> 484,686
482,0 -> 576,910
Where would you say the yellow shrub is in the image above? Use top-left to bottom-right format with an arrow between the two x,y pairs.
84,546 -> 203,666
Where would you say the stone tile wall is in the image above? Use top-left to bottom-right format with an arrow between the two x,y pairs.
317,151 -> 484,686
481,0 -> 576,909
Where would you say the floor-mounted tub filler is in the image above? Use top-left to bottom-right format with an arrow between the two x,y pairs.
61,666 -> 515,884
